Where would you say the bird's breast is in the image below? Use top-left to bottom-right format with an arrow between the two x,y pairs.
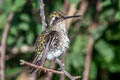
47,32 -> 70,60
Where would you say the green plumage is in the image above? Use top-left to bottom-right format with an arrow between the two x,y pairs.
30,29 -> 60,73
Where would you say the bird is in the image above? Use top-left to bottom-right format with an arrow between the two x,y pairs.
30,11 -> 81,73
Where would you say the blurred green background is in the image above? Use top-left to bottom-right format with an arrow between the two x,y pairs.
0,0 -> 120,80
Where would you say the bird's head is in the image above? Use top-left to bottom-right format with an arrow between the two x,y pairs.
49,11 -> 81,26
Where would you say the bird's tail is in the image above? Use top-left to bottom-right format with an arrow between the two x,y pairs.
29,55 -> 43,73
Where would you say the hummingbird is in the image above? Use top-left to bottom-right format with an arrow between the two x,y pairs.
30,11 -> 81,73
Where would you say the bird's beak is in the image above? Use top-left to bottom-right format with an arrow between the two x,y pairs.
64,15 -> 81,19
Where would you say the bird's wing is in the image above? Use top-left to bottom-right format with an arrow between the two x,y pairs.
30,31 -> 58,73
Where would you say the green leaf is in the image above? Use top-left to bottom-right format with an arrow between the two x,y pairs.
105,24 -> 120,41
54,1 -> 63,10
119,0 -> 120,10
16,37 -> 24,47
91,24 -> 107,40
66,35 -> 88,71
101,0 -> 111,8
100,9 -> 114,22
10,26 -> 18,35
109,64 -> 120,72
72,35 -> 88,54
26,32 -> 34,45
36,24 -> 42,35
5,67 -> 21,78
32,0 -> 40,10
66,53 -> 85,72
0,0 -> 12,12
90,62 -> 97,80
7,36 -> 15,45
72,35 -> 81,53
12,0 -> 26,12
95,40 -> 114,63
18,23 -> 29,31
20,14 -> 30,22
115,11 -> 120,21
0,14 -> 7,29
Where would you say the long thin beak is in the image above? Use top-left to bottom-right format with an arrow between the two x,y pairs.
64,15 -> 81,19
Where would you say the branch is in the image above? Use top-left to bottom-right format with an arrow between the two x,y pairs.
20,60 -> 80,80
82,36 -> 94,80
82,0 -> 102,80
39,0 -> 47,31
55,58 -> 80,80
76,0 -> 88,16
73,0 -> 88,23
64,0 -> 69,13
0,12 -> 14,80
20,60 -> 63,74
66,4 -> 76,29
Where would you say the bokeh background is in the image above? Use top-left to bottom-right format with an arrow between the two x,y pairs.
0,0 -> 120,80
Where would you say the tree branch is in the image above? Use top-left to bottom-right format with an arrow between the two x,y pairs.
64,0 -> 69,13
20,60 -> 64,74
55,58 -> 80,80
20,60 -> 80,80
82,0 -> 102,80
39,0 -> 47,31
82,36 -> 94,80
0,12 -> 14,80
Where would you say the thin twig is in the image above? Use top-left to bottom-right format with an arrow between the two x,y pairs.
55,58 -> 80,80
73,0 -> 88,23
82,0 -> 102,80
20,60 -> 63,74
82,36 -> 94,80
0,12 -> 14,80
66,4 -> 76,29
37,0 -> 49,71
64,0 -> 69,13
76,0 -> 88,16
20,60 -> 80,80
39,0 -> 47,31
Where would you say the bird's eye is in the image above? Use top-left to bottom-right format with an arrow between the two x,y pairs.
55,17 -> 59,20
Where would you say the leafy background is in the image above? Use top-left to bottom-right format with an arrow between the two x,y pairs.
0,0 -> 120,80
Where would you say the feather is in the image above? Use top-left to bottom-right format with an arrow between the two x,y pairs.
29,31 -> 57,73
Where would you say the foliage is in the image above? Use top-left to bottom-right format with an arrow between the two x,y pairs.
0,0 -> 120,80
